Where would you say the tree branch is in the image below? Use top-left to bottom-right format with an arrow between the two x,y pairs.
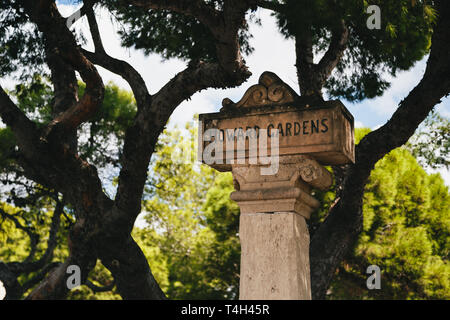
255,0 -> 285,13
0,86 -> 40,157
295,19 -> 349,99
84,1 -> 105,54
310,0 -> 450,299
85,279 -> 115,293
44,39 -> 79,151
113,61 -> 250,226
295,29 -> 319,97
98,234 -> 166,299
82,4 -> 150,107
17,199 -> 62,274
20,0 -> 104,137
0,207 -> 39,265
316,20 -> 349,85
129,0 -> 220,30
81,50 -> 150,108
21,262 -> 62,292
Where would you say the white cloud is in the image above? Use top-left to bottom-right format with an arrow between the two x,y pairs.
4,4 -> 449,188
0,280 -> 5,300
355,121 -> 365,128
355,59 -> 427,117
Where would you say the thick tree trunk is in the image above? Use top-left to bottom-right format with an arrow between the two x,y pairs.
295,20 -> 348,100
295,31 -> 320,97
310,1 -> 450,298
99,235 -> 167,299
0,0 -> 253,300
0,263 -> 22,300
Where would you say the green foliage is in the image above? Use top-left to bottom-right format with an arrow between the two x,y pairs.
135,121 -> 240,299
77,81 -> 137,167
101,0 -> 254,63
12,74 -> 54,124
327,130 -> 450,299
0,1 -> 46,80
407,112 -> 450,169
0,78 -> 136,299
273,0 -> 436,101
4,76 -> 137,169
137,125 -> 449,300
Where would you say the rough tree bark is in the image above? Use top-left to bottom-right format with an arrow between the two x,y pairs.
295,20 -> 349,99
0,0 -> 253,299
309,1 -> 450,299
1,0 -> 448,300
0,198 -> 62,299
258,0 -> 450,299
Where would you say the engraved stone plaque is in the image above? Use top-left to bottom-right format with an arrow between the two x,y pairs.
198,72 -> 355,171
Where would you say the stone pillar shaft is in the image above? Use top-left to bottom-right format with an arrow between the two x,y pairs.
231,155 -> 332,300
239,212 -> 311,299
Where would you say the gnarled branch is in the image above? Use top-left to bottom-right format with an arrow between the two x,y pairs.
316,20 -> 349,85
20,0 -> 104,138
85,279 -> 115,293
310,0 -> 450,299
255,0 -> 285,13
0,207 -> 39,265
82,3 -> 150,107
129,0 -> 220,30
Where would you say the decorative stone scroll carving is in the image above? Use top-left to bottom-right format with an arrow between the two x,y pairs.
221,71 -> 298,109
229,155 -> 332,219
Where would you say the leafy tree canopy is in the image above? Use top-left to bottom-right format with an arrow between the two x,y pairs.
407,111 -> 450,169
101,0 -> 255,63
0,0 -> 437,100
0,79 -> 136,299
134,125 -> 449,300
272,0 -> 437,100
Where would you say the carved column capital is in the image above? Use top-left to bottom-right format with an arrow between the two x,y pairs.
230,155 -> 332,219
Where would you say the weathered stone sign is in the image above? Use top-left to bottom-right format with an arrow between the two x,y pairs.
198,72 -> 355,300
199,72 -> 354,170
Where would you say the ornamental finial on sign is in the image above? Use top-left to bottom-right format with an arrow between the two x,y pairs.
221,71 -> 298,109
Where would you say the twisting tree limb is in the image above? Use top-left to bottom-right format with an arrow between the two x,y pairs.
129,0 -> 221,29
255,0 -> 285,13
82,2 -> 150,108
85,279 -> 115,293
19,0 -> 104,137
0,207 -> 40,264
316,20 -> 349,86
8,198 -> 63,274
310,0 -> 450,299
21,262 -> 62,292
295,20 -> 349,99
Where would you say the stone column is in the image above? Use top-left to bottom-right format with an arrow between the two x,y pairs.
230,155 -> 332,300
